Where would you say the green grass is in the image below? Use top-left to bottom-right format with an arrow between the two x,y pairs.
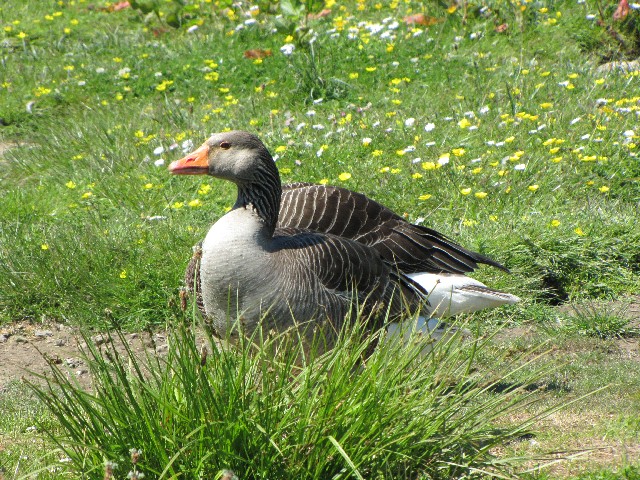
1,0 -> 639,477
26,316 -> 560,479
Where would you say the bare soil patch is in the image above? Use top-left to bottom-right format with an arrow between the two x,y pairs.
0,321 -> 168,390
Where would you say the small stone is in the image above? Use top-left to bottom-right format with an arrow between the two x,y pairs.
53,338 -> 66,347
92,334 -> 107,346
76,369 -> 88,376
65,358 -> 81,368
0,334 -> 8,343
129,333 -> 139,340
13,335 -> 28,344
34,330 -> 53,338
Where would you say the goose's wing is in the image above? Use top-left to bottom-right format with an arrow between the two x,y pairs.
273,227 -> 427,328
278,183 -> 507,274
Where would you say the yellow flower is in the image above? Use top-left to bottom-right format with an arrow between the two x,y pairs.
372,150 -> 383,157
65,181 -> 77,189
188,199 -> 203,207
119,270 -> 127,279
275,145 -> 287,153
474,191 -> 488,199
528,185 -> 539,192
550,219 -> 560,227
457,118 -> 471,129
421,162 -> 436,171
460,188 -> 472,195
574,227 -> 585,236
198,184 -> 212,195
418,194 -> 432,200
41,244 -> 49,250
451,148 -> 465,157
82,191 -> 93,199
411,173 -> 423,179
540,102 -> 553,109
171,201 -> 184,209
598,186 -> 610,193
144,183 -> 153,189
447,5 -> 457,13
365,67 -> 377,72
319,178 -> 329,185
338,172 -> 352,181
349,72 -> 359,79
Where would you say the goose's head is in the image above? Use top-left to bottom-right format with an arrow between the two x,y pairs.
169,131 -> 275,185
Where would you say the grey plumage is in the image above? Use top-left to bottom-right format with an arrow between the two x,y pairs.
171,131 -> 507,345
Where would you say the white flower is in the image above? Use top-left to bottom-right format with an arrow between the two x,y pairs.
154,72 -> 163,78
586,14 -> 596,20
95,67 -> 105,74
412,157 -> 422,163
623,130 -> 635,137
581,134 -> 591,140
570,117 -> 581,125
403,145 -> 416,153
631,3 -> 640,9
280,43 -> 295,56
424,123 -> 435,132
153,146 -> 164,155
296,122 -> 306,131
362,137 -> 372,145
181,139 -> 194,153
244,18 -> 257,26
154,158 -> 165,167
312,124 -> 324,130
77,80 -> 86,86
187,25 -> 199,33
313,98 -> 323,104
425,141 -> 436,147
404,118 -> 416,127
514,163 -> 526,171
479,106 -> 490,114
306,110 -> 316,116
558,80 -> 570,87
316,147 -> 324,157
437,154 -> 450,166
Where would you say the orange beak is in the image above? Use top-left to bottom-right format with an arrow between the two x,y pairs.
168,143 -> 210,175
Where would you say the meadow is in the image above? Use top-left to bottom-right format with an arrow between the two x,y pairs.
0,0 -> 639,478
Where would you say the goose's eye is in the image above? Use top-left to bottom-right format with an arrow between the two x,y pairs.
219,141 -> 231,150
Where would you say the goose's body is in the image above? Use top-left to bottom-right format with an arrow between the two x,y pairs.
170,131 -> 519,344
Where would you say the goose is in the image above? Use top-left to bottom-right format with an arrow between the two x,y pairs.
169,131 -> 519,344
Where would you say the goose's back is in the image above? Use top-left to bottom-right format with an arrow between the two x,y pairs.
279,183 -> 506,274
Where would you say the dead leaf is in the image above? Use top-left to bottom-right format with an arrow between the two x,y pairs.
99,1 -> 130,11
308,9 -> 332,20
403,13 -> 442,26
613,0 -> 630,20
243,49 -> 273,59
495,23 -> 508,33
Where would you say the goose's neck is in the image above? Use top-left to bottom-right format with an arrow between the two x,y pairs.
234,160 -> 281,236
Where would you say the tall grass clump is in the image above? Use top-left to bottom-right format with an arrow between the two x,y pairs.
28,310 -> 559,479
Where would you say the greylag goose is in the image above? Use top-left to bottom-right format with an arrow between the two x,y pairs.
169,131 -> 519,342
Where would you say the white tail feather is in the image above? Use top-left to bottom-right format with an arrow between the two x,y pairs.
407,272 -> 520,318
